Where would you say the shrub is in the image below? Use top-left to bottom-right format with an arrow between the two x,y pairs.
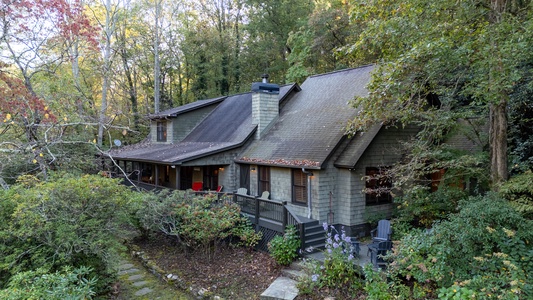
137,190 -> 258,258
388,194 -> 533,298
499,170 -> 533,218
0,172 -> 141,294
0,266 -> 96,300
268,225 -> 300,266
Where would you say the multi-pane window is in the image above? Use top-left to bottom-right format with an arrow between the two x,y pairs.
365,167 -> 392,205
156,121 -> 167,142
258,166 -> 270,195
292,169 -> 307,205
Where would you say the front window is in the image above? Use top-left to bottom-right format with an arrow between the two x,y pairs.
292,169 -> 307,205
157,121 -> 167,142
258,166 -> 270,195
365,167 -> 392,205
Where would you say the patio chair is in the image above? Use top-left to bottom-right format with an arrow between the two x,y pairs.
371,219 -> 392,242
216,185 -> 223,192
192,181 -> 203,191
259,191 -> 269,199
236,188 -> 248,195
368,240 -> 393,269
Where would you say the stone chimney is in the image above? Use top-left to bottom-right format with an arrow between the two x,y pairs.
251,74 -> 280,139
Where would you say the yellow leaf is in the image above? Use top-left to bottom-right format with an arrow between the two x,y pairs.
6,113 -> 11,120
32,159 -> 37,164
93,139 -> 96,143
64,117 -> 68,121
44,113 -> 49,119
39,153 -> 43,157
44,106 -> 48,111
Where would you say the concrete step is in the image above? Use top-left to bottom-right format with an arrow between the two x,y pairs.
260,276 -> 298,300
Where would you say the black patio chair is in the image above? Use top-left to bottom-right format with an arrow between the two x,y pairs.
367,240 -> 393,269
371,219 -> 392,242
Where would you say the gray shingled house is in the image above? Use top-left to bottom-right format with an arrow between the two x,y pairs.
107,65 -> 418,239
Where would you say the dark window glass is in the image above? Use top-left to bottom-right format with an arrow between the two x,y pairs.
365,167 -> 392,205
292,169 -> 307,205
157,121 -> 167,142
258,166 -> 270,195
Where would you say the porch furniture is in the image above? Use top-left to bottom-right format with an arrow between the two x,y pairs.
216,185 -> 223,192
368,240 -> 392,269
236,188 -> 248,195
192,181 -> 203,191
371,219 -> 392,242
259,191 -> 270,199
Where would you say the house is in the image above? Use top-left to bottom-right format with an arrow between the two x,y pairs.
107,65 -> 418,240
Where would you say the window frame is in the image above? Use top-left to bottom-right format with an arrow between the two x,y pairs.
156,121 -> 167,142
258,166 -> 271,195
292,169 -> 307,205
365,166 -> 392,205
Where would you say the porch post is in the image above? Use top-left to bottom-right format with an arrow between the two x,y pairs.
175,166 -> 180,190
155,166 -> 159,186
282,201 -> 288,231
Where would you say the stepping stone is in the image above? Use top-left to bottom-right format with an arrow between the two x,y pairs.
135,287 -> 153,296
118,263 -> 134,270
260,276 -> 298,300
127,274 -> 144,281
133,281 -> 148,287
118,268 -> 139,275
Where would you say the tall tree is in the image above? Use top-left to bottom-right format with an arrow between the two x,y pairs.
345,0 -> 533,189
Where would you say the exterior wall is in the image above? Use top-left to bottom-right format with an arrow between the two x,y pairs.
150,104 -> 219,143
171,105 -> 219,142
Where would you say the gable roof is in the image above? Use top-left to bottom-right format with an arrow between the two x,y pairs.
108,84 -> 298,165
149,96 -> 226,119
334,124 -> 383,168
237,65 -> 374,169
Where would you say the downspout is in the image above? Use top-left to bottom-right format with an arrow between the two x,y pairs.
302,168 -> 313,219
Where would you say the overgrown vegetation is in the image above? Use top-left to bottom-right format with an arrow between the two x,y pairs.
136,190 -> 262,259
0,173 -> 142,297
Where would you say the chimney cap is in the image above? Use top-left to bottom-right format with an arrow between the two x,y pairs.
251,82 -> 280,94
261,74 -> 269,83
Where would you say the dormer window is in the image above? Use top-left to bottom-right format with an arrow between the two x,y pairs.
157,121 -> 167,142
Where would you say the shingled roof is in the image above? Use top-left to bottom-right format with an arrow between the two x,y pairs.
109,84 -> 298,164
237,65 -> 374,169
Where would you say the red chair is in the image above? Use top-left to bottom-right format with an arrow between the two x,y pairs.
192,181 -> 203,191
216,185 -> 223,192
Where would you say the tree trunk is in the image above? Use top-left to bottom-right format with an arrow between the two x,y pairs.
489,99 -> 508,189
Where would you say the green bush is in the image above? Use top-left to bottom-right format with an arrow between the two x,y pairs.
137,190 -> 260,258
395,185 -> 467,228
387,194 -> 533,299
500,170 -> 533,218
0,266 -> 96,300
268,225 -> 300,266
0,172 -> 141,294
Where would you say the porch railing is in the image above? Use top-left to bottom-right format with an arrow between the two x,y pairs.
232,192 -> 306,251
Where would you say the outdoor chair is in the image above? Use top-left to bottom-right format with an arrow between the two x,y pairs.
216,185 -> 223,192
368,240 -> 393,269
236,188 -> 248,195
371,219 -> 392,242
259,191 -> 270,199
192,181 -> 203,191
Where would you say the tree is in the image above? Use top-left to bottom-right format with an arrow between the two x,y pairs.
345,0 -> 533,189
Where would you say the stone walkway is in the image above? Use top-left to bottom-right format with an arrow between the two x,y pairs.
115,256 -> 192,300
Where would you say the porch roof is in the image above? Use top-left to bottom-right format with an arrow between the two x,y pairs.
237,65 -> 374,169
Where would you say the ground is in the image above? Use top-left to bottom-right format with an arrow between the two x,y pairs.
130,234 -> 283,300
